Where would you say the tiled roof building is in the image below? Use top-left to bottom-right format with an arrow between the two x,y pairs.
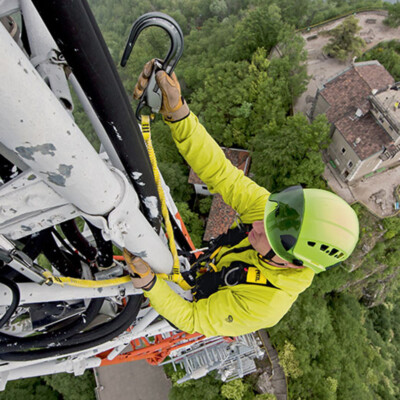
312,61 -> 400,183
188,148 -> 251,242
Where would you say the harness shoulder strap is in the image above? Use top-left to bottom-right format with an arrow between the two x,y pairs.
193,261 -> 279,300
182,224 -> 252,286
210,223 -> 252,248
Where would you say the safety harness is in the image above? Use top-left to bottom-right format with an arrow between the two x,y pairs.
193,261 -> 280,300
180,223 -> 280,300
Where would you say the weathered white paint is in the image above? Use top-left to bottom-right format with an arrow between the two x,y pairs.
0,23 -> 121,215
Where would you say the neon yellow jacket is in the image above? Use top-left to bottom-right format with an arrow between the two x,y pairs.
145,113 -> 315,337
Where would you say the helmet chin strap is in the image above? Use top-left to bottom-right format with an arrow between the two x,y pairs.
258,249 -> 287,266
259,249 -> 304,268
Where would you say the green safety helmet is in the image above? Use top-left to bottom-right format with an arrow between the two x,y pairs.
263,186 -> 359,274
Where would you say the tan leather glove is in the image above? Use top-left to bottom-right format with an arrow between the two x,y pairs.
123,248 -> 156,290
133,59 -> 189,122
133,59 -> 154,100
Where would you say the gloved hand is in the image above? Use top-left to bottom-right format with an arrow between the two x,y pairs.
123,248 -> 156,290
133,59 -> 190,122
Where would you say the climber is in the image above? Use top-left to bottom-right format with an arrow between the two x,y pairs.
124,60 -> 359,337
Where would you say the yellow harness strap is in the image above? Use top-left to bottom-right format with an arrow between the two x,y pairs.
141,115 -> 190,290
42,270 -> 131,288
36,116 -> 189,291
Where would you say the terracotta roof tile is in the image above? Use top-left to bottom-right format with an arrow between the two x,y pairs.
320,62 -> 395,160
321,68 -> 372,122
355,64 -> 394,92
320,63 -> 394,124
335,112 -> 392,160
188,168 -> 203,185
203,194 -> 237,241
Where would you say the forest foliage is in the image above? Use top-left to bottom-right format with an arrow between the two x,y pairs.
87,1 -> 400,399
4,0 -> 400,399
383,1 -> 400,28
0,372 -> 96,400
321,15 -> 366,61
53,0 -> 400,399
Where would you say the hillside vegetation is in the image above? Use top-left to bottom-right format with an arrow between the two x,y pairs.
87,1 -> 400,399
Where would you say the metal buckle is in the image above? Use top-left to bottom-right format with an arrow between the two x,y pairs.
223,266 -> 241,287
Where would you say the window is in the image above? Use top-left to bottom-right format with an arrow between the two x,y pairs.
341,147 -> 346,154
348,161 -> 353,168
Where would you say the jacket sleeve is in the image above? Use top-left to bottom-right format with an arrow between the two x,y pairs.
165,113 -> 269,221
145,278 -> 298,337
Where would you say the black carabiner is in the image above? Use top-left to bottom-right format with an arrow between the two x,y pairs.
121,12 -> 184,120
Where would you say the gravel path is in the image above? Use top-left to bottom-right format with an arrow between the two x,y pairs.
94,360 -> 171,400
257,330 -> 287,400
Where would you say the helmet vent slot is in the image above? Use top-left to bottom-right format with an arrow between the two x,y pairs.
329,248 -> 338,256
310,243 -> 344,259
320,244 -> 329,252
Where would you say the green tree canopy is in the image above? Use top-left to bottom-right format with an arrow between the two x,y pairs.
251,113 -> 330,192
322,15 -> 366,61
268,27 -> 309,101
176,201 -> 204,247
0,378 -> 59,400
44,372 -> 96,400
233,4 -> 284,60
221,379 -> 252,400
384,2 -> 400,28
168,371 -> 223,400
189,46 -> 301,149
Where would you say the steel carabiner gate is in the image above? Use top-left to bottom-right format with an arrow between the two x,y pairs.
120,12 -> 184,120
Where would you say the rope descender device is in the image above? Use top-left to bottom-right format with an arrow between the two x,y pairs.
120,12 -> 184,120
